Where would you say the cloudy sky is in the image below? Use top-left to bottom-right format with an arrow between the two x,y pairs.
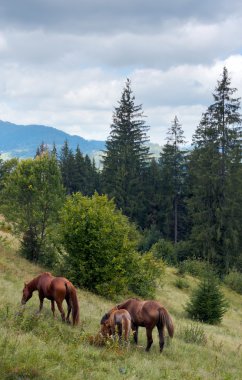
1,0 -> 242,145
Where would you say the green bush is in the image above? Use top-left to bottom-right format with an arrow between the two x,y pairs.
138,225 -> 161,252
185,274 -> 228,324
149,239 -> 175,264
178,259 -> 213,278
173,240 -> 194,262
127,252 -> 165,298
224,270 -> 242,294
60,192 -> 163,298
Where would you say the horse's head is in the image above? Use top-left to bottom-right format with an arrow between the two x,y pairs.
21,282 -> 33,304
100,321 -> 112,337
100,316 -> 113,337
100,312 -> 109,325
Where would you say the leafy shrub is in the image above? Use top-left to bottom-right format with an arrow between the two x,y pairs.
60,192 -> 163,298
173,240 -> 194,262
138,225 -> 161,252
127,252 -> 165,298
150,239 -> 175,264
174,277 -> 189,290
224,270 -> 242,294
185,274 -> 228,324
179,323 -> 207,345
178,259 -> 213,278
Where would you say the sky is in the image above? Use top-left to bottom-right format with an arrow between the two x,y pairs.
1,0 -> 242,145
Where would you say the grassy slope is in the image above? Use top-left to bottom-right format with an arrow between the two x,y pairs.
0,241 -> 242,380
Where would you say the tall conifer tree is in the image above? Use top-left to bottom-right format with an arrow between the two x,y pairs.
102,79 -> 151,223
189,67 -> 242,273
159,116 -> 188,243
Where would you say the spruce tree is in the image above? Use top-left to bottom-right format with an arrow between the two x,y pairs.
185,274 -> 228,324
189,67 -> 242,273
102,78 -> 151,224
59,140 -> 75,194
72,145 -> 86,193
159,116 -> 188,243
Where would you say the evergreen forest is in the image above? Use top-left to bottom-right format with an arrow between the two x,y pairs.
0,67 -> 242,296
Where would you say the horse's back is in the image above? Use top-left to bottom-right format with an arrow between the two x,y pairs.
37,272 -> 54,294
113,309 -> 131,324
119,299 -> 163,326
50,277 -> 69,294
38,274 -> 70,300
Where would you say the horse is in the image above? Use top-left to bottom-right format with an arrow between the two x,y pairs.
115,298 -> 174,352
21,272 -> 79,326
100,307 -> 131,343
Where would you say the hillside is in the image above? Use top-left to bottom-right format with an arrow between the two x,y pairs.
0,120 -> 162,163
0,120 -> 106,159
0,236 -> 242,379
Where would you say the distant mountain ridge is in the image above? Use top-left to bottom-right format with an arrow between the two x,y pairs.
0,120 -> 106,159
0,120 -> 162,163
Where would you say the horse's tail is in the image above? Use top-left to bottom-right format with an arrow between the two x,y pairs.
65,282 -> 80,326
158,307 -> 174,338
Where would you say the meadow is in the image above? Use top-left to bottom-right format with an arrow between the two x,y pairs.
0,236 -> 242,380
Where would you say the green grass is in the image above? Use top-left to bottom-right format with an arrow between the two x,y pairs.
1,242 -> 242,380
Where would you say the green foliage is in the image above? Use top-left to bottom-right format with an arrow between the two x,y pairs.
60,192 -> 163,298
149,239 -> 175,264
185,274 -> 228,324
178,259 -> 213,278
127,251 -> 165,298
102,78 -> 151,225
1,154 -> 65,264
174,277 -> 189,290
179,323 -> 207,345
158,117 -> 189,243
0,157 -> 18,192
173,240 -> 194,262
189,67 -> 242,274
138,225 -> 161,252
224,270 -> 242,294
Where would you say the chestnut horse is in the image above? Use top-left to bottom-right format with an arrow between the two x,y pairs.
21,272 -> 79,325
100,307 -> 131,342
116,298 -> 174,352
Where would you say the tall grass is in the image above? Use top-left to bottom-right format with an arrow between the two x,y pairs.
1,244 -> 242,379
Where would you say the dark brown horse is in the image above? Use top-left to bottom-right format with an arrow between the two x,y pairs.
21,272 -> 79,325
100,307 -> 131,342
115,298 -> 174,352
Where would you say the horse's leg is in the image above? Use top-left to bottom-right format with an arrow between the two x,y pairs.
117,323 -> 122,344
51,300 -> 56,318
110,325 -> 116,340
157,326 -> 165,353
66,298 -> 72,324
124,320 -> 130,344
38,296 -> 44,313
56,301 -> 66,322
132,324 -> 139,344
145,328 -> 153,352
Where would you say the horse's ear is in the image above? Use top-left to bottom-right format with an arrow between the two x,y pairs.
24,282 -> 27,287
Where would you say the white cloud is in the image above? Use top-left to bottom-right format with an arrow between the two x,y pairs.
0,1 -> 242,146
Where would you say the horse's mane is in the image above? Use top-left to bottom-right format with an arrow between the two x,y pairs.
41,272 -> 52,276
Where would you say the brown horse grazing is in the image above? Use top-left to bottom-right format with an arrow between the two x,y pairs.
100,307 -> 131,343
21,272 -> 79,326
116,298 -> 174,352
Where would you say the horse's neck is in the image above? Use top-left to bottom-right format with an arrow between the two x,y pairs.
28,277 -> 39,292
